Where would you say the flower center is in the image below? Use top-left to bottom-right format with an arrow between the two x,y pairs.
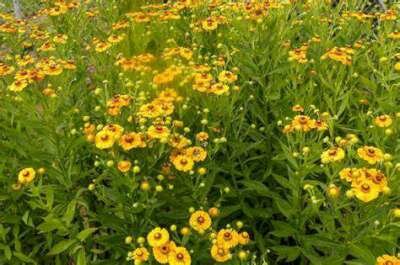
217,248 -> 225,255
161,246 -> 169,254
154,232 -> 162,239
361,184 -> 370,193
367,148 -> 376,156
197,216 -> 205,224
328,149 -> 337,156
224,232 -> 232,240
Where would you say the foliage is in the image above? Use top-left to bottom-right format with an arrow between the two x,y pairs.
0,0 -> 399,265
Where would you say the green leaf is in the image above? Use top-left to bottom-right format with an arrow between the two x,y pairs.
271,246 -> 301,262
14,252 -> 37,264
4,245 -> 12,260
271,221 -> 297,238
63,199 -> 76,225
349,244 -> 376,265
37,218 -> 65,233
76,248 -> 87,265
48,239 -> 77,256
76,228 -> 97,241
274,197 -> 295,218
0,243 -> 12,260
46,189 -> 54,209
241,180 -> 274,197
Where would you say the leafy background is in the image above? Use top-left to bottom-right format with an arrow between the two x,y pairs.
0,0 -> 400,264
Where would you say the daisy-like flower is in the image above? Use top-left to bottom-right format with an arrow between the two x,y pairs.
374,115 -> 392,128
18,168 -> 36,185
117,160 -> 131,173
147,125 -> 171,140
320,147 -> 345,164
357,146 -> 384,165
210,244 -> 231,262
172,155 -> 194,172
376,255 -> 400,265
95,130 -> 115,149
131,247 -> 149,263
119,132 -> 147,150
216,229 -> 239,249
147,227 -> 170,247
189,210 -> 212,233
168,246 -> 191,265
153,241 -> 176,264
238,231 -> 251,245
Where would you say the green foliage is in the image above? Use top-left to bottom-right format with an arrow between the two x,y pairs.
0,0 -> 399,265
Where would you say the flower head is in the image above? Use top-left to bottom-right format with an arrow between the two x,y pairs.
18,168 -> 36,185
189,210 -> 212,233
168,246 -> 191,265
95,130 -> 115,149
357,146 -> 384,165
147,227 -> 170,247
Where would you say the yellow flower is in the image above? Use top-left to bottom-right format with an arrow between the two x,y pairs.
147,125 -> 171,140
196,132 -> 209,142
364,168 -> 388,192
208,207 -> 220,217
320,147 -> 345,164
12,69 -> 29,80
238,231 -> 250,245
388,32 -> 400,39
189,210 -> 212,233
376,255 -> 400,265
172,155 -> 194,172
0,63 -> 14,76
53,34 -> 68,44
103,124 -> 124,139
169,134 -> 190,149
292,105 -> 304,112
168,246 -> 191,265
339,167 -> 360,182
327,184 -> 340,199
107,34 -> 125,43
352,180 -> 380,203
95,130 -> 115,149
18,168 -> 36,185
291,115 -> 315,132
153,241 -> 176,264
132,247 -> 149,262
216,229 -> 239,249
345,133 -> 359,144
147,227 -> 170,247
210,244 -> 231,262
374,115 -> 392,128
314,119 -> 328,131
218,71 -> 237,83
119,132 -> 146,150
117,160 -> 131,173
95,41 -> 111,52
211,83 -> 229,95
321,47 -> 353,65
8,80 -> 28,92
357,146 -> 384,165
395,62 -> 400,72
139,103 -> 162,118
185,147 -> 207,162
43,63 -> 63,76
201,17 -> 219,31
